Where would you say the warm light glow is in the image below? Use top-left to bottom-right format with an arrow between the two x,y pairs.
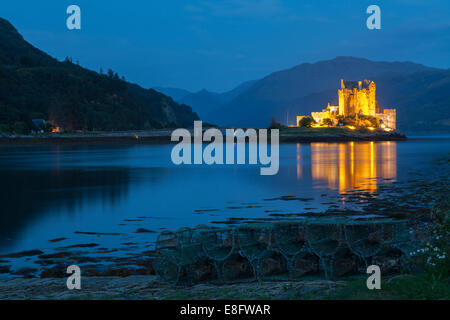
310,141 -> 397,193
370,141 -> 374,177
51,127 -> 61,133
296,143 -> 302,179
384,128 -> 393,132
296,79 -> 396,130
350,141 -> 354,175
368,127 -> 375,131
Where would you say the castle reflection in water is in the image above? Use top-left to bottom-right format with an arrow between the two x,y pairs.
297,141 -> 397,192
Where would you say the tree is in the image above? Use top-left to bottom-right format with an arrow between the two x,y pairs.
358,115 -> 380,127
341,115 -> 358,126
298,116 -> 316,128
269,117 -> 283,129
12,121 -> 28,134
20,56 -> 36,67
322,118 -> 333,126
336,115 -> 345,126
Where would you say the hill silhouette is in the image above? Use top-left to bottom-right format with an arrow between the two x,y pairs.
0,18 -> 198,133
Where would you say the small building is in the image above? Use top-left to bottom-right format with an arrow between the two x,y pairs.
32,119 -> 46,132
311,103 -> 339,124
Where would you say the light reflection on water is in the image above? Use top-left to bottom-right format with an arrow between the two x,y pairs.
0,138 -> 448,257
302,141 -> 397,193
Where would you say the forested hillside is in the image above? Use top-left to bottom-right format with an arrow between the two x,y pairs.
0,18 -> 198,133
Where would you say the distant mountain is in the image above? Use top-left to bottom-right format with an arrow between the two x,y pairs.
0,18 -> 198,133
276,69 -> 450,132
156,80 -> 258,121
374,70 -> 450,132
219,80 -> 258,104
208,56 -> 440,129
179,89 -> 222,120
159,56 -> 449,132
152,87 -> 192,102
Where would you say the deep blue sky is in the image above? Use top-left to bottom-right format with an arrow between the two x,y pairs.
1,0 -> 449,92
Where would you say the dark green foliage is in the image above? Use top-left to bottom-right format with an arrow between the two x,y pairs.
339,115 -> 355,126
357,114 -> 380,127
269,117 -> 284,129
0,18 -> 199,133
12,121 -> 27,134
298,116 -> 316,128
335,115 -> 380,128
321,118 -> 333,126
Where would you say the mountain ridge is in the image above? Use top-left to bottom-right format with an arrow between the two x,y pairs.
158,56 -> 449,132
0,18 -> 199,133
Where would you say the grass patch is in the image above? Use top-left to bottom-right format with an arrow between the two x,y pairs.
325,273 -> 449,300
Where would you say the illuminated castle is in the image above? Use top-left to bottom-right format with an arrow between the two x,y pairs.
297,79 -> 396,129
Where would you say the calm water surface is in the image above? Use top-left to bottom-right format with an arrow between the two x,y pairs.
0,137 -> 448,258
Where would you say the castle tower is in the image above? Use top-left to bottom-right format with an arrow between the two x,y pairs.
368,81 -> 376,116
338,87 -> 345,116
338,78 -> 346,115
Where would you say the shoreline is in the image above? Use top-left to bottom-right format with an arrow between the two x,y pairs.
0,128 -> 407,145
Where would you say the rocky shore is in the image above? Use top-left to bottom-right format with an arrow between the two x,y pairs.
0,275 -> 345,300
